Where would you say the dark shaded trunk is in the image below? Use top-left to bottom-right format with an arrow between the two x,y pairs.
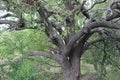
60,50 -> 82,80
61,58 -> 81,80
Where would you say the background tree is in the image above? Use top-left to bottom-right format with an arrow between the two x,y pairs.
0,0 -> 120,80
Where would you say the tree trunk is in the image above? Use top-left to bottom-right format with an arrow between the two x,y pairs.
60,52 -> 82,80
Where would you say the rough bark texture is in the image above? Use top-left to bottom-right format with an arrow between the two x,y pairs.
61,54 -> 81,80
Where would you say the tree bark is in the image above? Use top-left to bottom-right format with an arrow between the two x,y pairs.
61,59 -> 81,80
60,50 -> 82,80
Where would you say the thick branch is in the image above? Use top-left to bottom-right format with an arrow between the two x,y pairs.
29,58 -> 60,67
84,38 -> 106,50
0,13 -> 13,19
65,0 -> 75,33
29,51 -> 62,62
0,20 -> 17,29
63,21 -> 120,56
37,2 -> 64,48
0,20 -> 16,25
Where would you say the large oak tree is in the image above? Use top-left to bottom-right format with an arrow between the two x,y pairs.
0,0 -> 120,80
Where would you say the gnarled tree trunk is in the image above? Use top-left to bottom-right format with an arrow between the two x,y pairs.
61,57 -> 81,80
60,47 -> 82,80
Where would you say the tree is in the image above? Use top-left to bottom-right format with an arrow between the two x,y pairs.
0,0 -> 120,80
